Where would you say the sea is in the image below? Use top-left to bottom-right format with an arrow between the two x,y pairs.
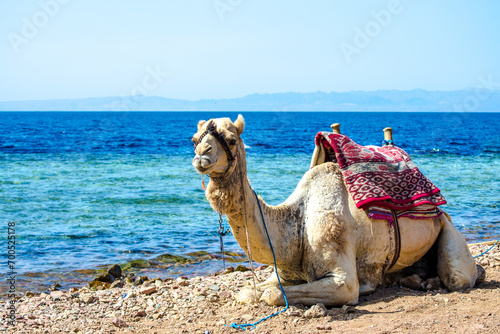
1,112 -> 499,295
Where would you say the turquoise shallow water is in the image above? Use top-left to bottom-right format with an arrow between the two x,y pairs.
0,112 -> 499,294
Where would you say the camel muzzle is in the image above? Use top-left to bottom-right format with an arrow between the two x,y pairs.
192,155 -> 215,173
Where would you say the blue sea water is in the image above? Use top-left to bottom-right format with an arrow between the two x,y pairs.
1,112 -> 499,293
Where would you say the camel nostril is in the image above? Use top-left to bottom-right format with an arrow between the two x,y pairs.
192,155 -> 215,172
200,158 -> 212,168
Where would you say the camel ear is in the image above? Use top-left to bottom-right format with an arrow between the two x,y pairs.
234,114 -> 245,136
197,120 -> 206,131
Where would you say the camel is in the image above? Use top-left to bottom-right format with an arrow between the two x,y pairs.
191,115 -> 484,307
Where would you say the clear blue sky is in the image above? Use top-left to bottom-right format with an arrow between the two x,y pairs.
0,0 -> 499,102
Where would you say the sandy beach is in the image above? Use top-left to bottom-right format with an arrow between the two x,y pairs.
1,243 -> 498,334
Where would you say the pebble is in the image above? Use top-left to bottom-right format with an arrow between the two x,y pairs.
341,305 -> 356,314
110,281 -> 124,289
317,325 -> 332,330
424,277 -> 442,291
111,316 -> 128,328
176,277 -> 190,286
209,284 -> 220,292
140,286 -> 157,295
79,294 -> 95,304
400,274 -> 423,290
218,291 -> 233,299
241,314 -> 253,321
134,310 -> 146,318
304,303 -> 327,318
25,291 -> 36,297
93,273 -> 115,284
50,291 -> 65,300
107,264 -> 122,279
287,310 -> 302,317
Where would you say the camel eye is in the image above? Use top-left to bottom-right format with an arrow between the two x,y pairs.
229,139 -> 237,146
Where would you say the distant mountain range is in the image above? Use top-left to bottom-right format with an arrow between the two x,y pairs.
1,89 -> 499,112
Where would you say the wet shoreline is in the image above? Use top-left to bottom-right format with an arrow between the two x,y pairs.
0,251 -> 248,297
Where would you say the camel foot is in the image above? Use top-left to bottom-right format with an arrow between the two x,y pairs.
260,287 -> 286,306
475,264 -> 486,285
235,287 -> 262,305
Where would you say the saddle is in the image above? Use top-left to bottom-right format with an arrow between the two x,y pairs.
310,128 -> 446,211
310,124 -> 446,270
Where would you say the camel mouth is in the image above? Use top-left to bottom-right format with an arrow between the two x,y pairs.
192,156 -> 216,174
193,165 -> 214,174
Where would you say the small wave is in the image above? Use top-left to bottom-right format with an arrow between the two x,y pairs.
61,234 -> 93,240
93,196 -> 197,205
117,143 -> 144,148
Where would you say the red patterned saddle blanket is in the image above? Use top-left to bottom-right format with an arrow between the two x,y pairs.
314,132 -> 447,211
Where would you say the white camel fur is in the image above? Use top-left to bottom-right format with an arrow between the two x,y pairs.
191,115 -> 483,306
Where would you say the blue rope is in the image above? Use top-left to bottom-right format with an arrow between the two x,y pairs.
228,189 -> 289,331
473,238 -> 500,258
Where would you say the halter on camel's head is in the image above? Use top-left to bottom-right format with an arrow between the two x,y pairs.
191,115 -> 245,182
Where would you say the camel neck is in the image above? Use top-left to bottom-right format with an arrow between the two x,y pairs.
205,148 -> 294,266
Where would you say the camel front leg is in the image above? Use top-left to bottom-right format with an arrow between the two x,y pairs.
237,270 -> 306,304
437,213 -> 484,290
254,269 -> 307,290
260,267 -> 359,307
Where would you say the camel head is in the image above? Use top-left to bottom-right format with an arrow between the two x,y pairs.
192,115 -> 245,178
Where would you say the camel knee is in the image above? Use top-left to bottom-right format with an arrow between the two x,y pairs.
287,274 -> 359,307
316,280 -> 359,306
260,286 -> 285,306
329,285 -> 358,305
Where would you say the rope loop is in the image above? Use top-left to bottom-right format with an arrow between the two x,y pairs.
217,226 -> 230,236
230,323 -> 256,331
